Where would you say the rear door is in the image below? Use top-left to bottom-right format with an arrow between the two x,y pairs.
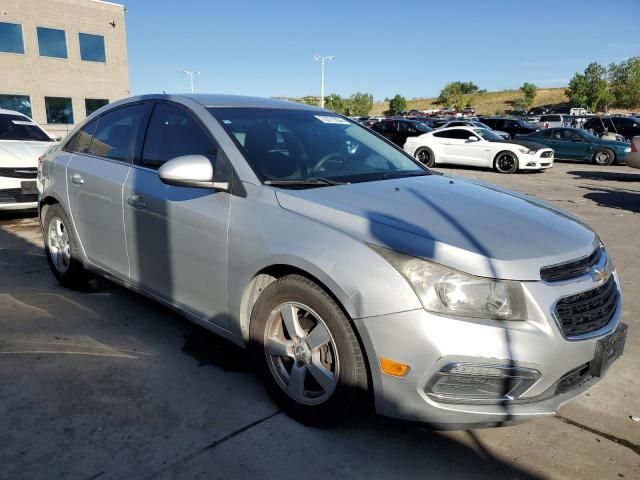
66,103 -> 148,277
123,101 -> 232,327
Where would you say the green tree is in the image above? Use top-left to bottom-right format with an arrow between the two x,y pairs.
566,62 -> 612,112
297,96 -> 319,106
520,82 -> 537,108
609,57 -> 640,108
438,81 -> 480,109
347,92 -> 374,116
324,93 -> 346,114
386,94 -> 407,116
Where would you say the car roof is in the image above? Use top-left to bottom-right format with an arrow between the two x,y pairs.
0,108 -> 26,116
113,93 -> 326,111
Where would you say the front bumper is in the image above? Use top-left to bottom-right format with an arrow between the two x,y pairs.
519,151 -> 554,170
354,274 -> 624,429
0,176 -> 38,210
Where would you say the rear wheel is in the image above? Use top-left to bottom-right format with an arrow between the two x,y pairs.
592,149 -> 615,166
249,275 -> 367,426
415,147 -> 435,167
494,151 -> 519,173
44,204 -> 91,288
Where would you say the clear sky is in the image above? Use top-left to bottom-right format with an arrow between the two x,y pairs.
125,0 -> 640,100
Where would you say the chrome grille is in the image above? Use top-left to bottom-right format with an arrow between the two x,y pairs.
0,167 -> 37,179
554,276 -> 618,337
541,248 -> 602,282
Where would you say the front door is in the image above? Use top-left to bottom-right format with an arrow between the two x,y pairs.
66,103 -> 148,277
122,102 -> 231,327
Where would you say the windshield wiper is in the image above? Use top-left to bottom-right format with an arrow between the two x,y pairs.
264,177 -> 349,187
382,171 -> 430,180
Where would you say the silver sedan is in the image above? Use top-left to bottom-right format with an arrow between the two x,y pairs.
38,94 -> 626,428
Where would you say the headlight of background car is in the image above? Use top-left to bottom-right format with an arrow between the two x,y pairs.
517,147 -> 536,155
370,245 -> 527,321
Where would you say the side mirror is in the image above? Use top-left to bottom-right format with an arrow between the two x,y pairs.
158,154 -> 228,191
467,136 -> 479,142
53,135 -> 63,142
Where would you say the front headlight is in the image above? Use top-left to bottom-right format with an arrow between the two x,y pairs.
624,147 -> 631,153
370,245 -> 527,321
517,147 -> 536,155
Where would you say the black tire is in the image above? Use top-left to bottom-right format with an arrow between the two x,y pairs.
592,148 -> 615,166
494,151 -> 519,174
249,274 -> 367,426
415,147 -> 435,167
43,203 -> 91,288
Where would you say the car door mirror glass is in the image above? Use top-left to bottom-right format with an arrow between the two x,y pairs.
158,154 -> 227,190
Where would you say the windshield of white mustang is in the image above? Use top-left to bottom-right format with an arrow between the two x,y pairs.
208,108 -> 427,185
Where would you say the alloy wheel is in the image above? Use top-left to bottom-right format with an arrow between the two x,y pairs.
47,216 -> 71,273
264,302 -> 339,405
496,152 -> 517,172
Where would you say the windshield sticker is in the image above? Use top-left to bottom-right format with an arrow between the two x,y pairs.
314,115 -> 350,125
12,120 -> 36,126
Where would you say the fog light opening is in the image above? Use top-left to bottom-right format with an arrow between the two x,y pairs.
380,357 -> 410,377
426,362 -> 540,404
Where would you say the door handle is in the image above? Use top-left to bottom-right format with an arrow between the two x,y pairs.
70,174 -> 84,185
127,194 -> 147,209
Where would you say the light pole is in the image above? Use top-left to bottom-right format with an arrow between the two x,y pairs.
182,70 -> 201,93
314,55 -> 334,108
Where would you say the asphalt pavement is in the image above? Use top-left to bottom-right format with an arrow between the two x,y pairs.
0,161 -> 638,479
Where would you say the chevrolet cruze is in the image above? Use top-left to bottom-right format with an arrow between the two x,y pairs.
38,95 -> 626,428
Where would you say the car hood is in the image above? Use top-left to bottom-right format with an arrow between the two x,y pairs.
492,139 -> 549,151
0,140 -> 54,166
275,174 -> 598,280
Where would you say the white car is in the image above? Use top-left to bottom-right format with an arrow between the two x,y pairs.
404,126 -> 554,173
0,109 -> 56,210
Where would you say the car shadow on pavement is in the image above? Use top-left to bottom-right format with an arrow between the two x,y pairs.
0,222 -> 544,479
568,169 -> 640,183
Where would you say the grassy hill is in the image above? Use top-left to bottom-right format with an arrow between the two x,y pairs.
370,87 -> 569,116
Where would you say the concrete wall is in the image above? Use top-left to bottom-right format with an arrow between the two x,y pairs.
0,0 -> 130,136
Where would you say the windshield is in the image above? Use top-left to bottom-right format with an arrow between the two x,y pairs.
473,128 -> 504,141
208,108 -> 427,185
0,114 -> 53,142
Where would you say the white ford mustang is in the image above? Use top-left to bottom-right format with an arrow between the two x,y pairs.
403,126 -> 554,173
0,109 -> 57,210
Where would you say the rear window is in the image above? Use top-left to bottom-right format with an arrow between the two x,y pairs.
0,114 -> 52,142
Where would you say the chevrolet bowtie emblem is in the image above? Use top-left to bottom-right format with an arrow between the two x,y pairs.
590,267 -> 608,283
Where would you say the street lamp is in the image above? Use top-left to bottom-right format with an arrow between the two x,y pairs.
314,55 -> 335,108
182,70 -> 201,93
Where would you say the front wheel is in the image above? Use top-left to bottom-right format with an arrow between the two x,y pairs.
592,149 -> 615,166
415,147 -> 435,167
494,151 -> 519,174
249,275 -> 367,426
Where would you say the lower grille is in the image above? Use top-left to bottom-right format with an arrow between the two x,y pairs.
0,188 -> 38,204
555,363 -> 592,395
0,167 -> 37,179
554,276 -> 618,337
541,151 -> 553,158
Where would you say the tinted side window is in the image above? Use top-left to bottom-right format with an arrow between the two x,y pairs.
90,104 -> 146,162
141,103 -> 217,169
398,121 -> 416,132
449,129 -> 474,140
539,129 -> 553,138
433,130 -> 452,138
64,118 -> 99,153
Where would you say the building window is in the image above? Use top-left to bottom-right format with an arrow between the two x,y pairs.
0,22 -> 24,54
37,27 -> 68,58
0,94 -> 32,118
79,33 -> 106,62
45,97 -> 74,124
85,98 -> 109,116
